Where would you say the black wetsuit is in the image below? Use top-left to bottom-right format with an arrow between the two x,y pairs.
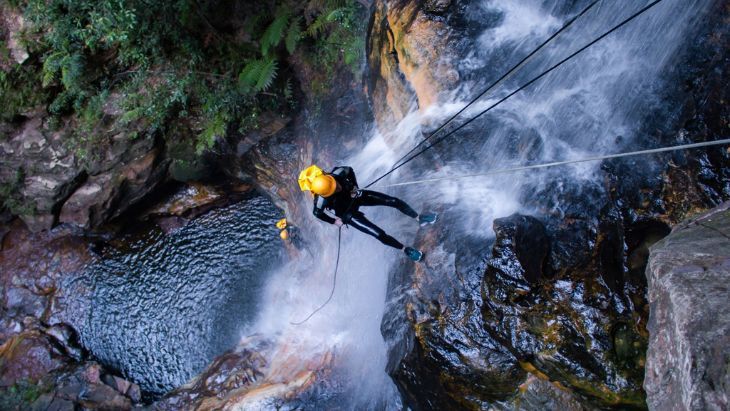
312,167 -> 418,249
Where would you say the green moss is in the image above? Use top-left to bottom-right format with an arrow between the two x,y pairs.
0,169 -> 35,216
0,379 -> 50,409
0,63 -> 50,122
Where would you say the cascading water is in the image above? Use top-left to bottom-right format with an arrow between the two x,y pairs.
46,0 -> 718,407
242,0 -> 716,408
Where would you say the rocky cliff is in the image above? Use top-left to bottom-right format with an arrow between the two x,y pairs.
644,202 -> 729,411
374,0 -> 729,410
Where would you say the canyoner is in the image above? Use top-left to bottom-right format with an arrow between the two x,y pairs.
298,164 -> 437,262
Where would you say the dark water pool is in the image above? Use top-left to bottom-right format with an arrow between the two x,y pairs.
58,195 -> 282,395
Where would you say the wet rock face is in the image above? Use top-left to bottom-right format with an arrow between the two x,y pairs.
644,203 -> 730,411
384,206 -> 663,410
153,336 -> 335,410
0,117 -> 85,232
0,4 -> 29,65
482,210 -> 650,409
368,0 -> 459,130
0,328 -> 141,410
490,214 -> 550,285
154,337 -> 273,410
0,109 -> 169,232
0,220 -> 92,340
376,1 -> 729,409
382,213 -> 527,410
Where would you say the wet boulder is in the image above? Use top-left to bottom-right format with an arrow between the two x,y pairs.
482,208 -> 650,409
0,117 -> 84,232
490,214 -> 550,285
154,336 -> 335,410
382,216 -> 527,410
59,147 -> 169,229
0,331 -> 68,387
0,221 -> 93,337
644,202 -> 730,411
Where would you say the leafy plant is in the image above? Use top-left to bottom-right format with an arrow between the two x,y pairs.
2,0 -> 366,164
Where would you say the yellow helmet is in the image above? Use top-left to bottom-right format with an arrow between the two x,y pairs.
275,218 -> 287,230
298,165 -> 324,191
311,174 -> 336,197
280,229 -> 289,240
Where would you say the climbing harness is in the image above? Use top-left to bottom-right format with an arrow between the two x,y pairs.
290,226 -> 342,325
366,0 -> 669,189
378,139 -> 730,188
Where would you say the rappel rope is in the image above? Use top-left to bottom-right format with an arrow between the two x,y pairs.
366,0 -> 668,189
291,0 -> 686,325
290,226 -> 342,325
386,0 -> 602,173
378,139 -> 730,188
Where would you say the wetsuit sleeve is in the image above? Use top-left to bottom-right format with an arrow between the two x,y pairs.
344,167 -> 359,188
313,196 -> 336,224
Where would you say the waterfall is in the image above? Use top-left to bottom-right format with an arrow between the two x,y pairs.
246,0 -> 715,408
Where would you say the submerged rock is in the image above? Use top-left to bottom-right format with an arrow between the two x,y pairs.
154,336 -> 335,410
644,202 -> 730,411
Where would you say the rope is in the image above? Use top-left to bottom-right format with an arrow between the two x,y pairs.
387,0 -> 601,173
378,139 -> 730,188
366,0 -> 667,189
290,226 -> 342,325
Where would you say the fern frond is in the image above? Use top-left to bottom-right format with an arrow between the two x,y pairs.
285,17 -> 302,54
238,59 -> 265,92
261,13 -> 290,56
238,58 -> 278,93
196,112 -> 228,154
255,58 -> 278,91
306,12 -> 329,37
42,51 -> 65,87
325,7 -> 346,22
60,53 -> 84,90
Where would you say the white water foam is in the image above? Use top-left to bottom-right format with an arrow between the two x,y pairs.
242,0 -> 715,408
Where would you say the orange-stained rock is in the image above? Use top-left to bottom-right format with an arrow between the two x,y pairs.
0,331 -> 66,386
368,0 -> 459,133
154,336 -> 336,410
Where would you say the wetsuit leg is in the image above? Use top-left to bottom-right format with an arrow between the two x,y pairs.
356,190 -> 418,218
348,212 -> 404,249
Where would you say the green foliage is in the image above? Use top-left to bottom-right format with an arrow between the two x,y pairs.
197,112 -> 228,154
239,59 -> 275,93
285,18 -> 302,54
0,169 -> 34,216
1,0 -> 366,163
0,379 -> 49,409
261,11 -> 290,56
302,0 -> 366,100
0,62 -> 49,122
0,40 -> 9,61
